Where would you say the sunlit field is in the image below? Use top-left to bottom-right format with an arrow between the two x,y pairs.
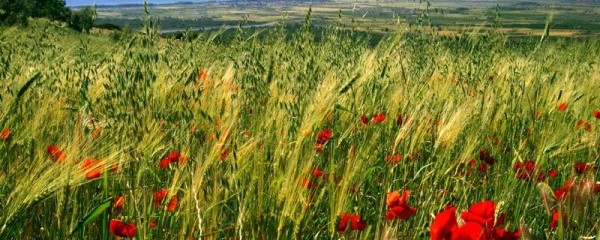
0,13 -> 599,239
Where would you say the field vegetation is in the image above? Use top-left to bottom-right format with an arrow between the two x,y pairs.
0,2 -> 600,239
90,0 -> 600,37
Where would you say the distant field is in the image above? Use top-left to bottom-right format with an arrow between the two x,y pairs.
0,15 -> 599,239
86,0 -> 600,37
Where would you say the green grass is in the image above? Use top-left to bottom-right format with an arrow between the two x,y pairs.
0,18 -> 599,239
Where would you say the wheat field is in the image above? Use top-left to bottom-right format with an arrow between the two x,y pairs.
0,16 -> 599,239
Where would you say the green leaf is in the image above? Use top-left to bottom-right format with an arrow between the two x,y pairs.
338,74 -> 360,94
70,199 -> 112,235
16,72 -> 41,99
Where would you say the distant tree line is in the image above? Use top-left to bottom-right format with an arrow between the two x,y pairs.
0,0 -> 96,33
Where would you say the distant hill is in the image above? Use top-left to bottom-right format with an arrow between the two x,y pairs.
560,0 -> 600,2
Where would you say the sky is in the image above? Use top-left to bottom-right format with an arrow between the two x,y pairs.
66,0 -> 216,6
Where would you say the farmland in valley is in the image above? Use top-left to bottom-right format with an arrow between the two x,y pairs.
90,0 -> 600,37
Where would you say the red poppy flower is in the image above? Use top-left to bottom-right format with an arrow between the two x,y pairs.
337,214 -> 351,233
372,113 -> 386,124
431,201 -> 519,240
430,206 -> 458,240
167,152 -> 181,162
554,179 -> 575,200
154,188 -> 168,207
479,148 -> 487,162
594,110 -> 600,119
462,159 -> 477,176
537,172 -> 546,182
82,158 -> 103,179
574,162 -> 592,175
349,214 -> 366,231
514,160 -> 536,181
468,159 -> 476,167
512,162 -> 522,172
313,167 -> 324,178
549,210 -> 561,229
316,128 -> 333,144
337,213 -> 366,233
385,154 -> 402,165
160,158 -> 171,169
220,150 -> 230,160
479,148 -> 495,165
113,196 -> 125,209
534,110 -> 541,118
46,145 -> 66,163
451,222 -> 484,240
548,169 -> 558,178
478,163 -> 487,174
524,161 -> 535,172
1,128 -> 9,140
493,228 -> 521,240
149,219 -> 157,229
360,115 -> 369,125
460,200 -> 496,229
109,219 -> 136,238
167,196 -> 178,212
85,169 -> 101,179
159,151 -> 183,168
557,102 -> 567,112
385,190 -> 417,221
554,188 -> 567,200
483,155 -> 496,165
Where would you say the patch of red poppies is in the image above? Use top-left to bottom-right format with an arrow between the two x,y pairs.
337,213 -> 366,234
46,145 -> 66,163
109,219 -> 136,238
513,160 -> 536,181
154,188 -> 179,212
314,128 -> 333,153
316,128 -> 332,144
574,162 -> 596,175
161,151 -> 189,168
429,200 -> 520,240
385,154 -> 402,165
385,190 -> 417,221
372,113 -> 386,124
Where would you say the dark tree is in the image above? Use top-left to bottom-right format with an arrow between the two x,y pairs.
69,6 -> 95,33
0,0 -> 70,25
32,0 -> 71,21
0,0 -> 35,25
